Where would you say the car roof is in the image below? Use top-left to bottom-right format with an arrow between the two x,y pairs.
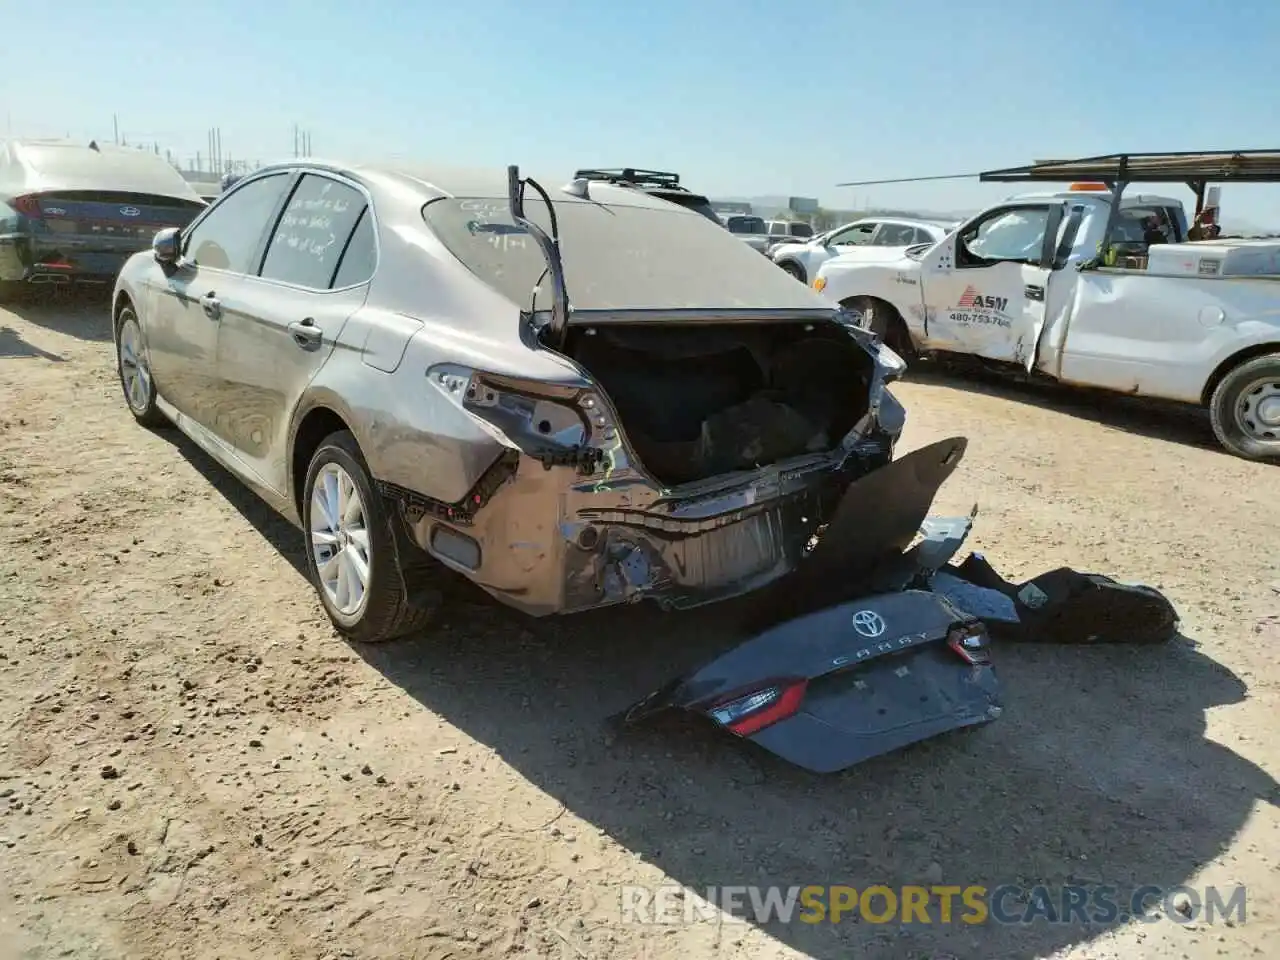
1006,189 -> 1185,208
251,158 -> 692,213
838,216 -> 953,231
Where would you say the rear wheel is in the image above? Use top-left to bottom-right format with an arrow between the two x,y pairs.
115,303 -> 168,428
1208,353 -> 1280,461
302,430 -> 440,643
844,296 -> 914,358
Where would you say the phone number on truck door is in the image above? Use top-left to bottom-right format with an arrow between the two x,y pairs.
947,311 -> 1012,328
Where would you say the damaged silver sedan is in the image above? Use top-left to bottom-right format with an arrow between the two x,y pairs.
112,160 -> 1182,774
111,160 -> 907,642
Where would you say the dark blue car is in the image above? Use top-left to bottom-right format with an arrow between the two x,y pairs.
0,139 -> 206,299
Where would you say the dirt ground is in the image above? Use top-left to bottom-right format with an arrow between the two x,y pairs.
1,294 -> 1277,960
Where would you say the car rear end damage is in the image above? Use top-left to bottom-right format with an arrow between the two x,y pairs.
353,164 -> 917,617
385,312 -> 905,617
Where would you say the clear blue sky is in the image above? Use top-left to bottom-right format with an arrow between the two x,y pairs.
6,0 -> 1280,225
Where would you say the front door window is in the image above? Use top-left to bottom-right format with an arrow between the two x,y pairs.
958,206 -> 1051,267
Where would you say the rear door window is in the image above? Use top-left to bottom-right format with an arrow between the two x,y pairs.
182,173 -> 292,273
259,174 -> 369,289
330,208 -> 377,288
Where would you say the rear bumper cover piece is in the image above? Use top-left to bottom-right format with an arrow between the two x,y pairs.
623,588 -> 1001,774
617,436 -> 1178,773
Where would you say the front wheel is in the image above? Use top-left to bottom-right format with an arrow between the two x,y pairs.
1208,353 -> 1280,462
302,430 -> 439,643
116,303 -> 168,428
778,260 -> 806,284
844,296 -> 914,358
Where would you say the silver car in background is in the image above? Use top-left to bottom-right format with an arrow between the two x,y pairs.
111,160 -> 907,643
771,217 -> 957,284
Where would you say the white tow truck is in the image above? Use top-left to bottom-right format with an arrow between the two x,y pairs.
814,151 -> 1280,461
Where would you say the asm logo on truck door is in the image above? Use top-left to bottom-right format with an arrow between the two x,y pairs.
949,285 -> 1013,329
956,285 -> 1008,313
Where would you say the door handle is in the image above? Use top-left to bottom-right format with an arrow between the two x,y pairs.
288,318 -> 324,348
200,291 -> 221,319
1024,284 -> 1045,301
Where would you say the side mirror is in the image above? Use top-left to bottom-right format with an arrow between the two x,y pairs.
152,227 -> 181,265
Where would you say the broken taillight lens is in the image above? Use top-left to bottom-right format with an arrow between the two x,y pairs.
947,621 -> 992,665
708,679 -> 808,737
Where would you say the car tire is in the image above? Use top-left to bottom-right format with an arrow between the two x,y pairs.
115,302 -> 168,428
845,296 -> 914,358
1208,353 -> 1280,462
778,260 -> 806,284
302,430 -> 440,643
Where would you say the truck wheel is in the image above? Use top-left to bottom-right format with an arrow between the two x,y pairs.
1208,353 -> 1280,461
778,260 -> 806,283
302,430 -> 441,643
844,296 -> 914,358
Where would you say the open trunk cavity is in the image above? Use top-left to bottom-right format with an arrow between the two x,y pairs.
563,321 -> 874,487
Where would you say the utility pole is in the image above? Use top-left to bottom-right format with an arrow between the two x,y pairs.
113,114 -> 119,145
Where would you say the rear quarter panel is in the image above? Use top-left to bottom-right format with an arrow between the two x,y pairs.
296,213 -> 591,506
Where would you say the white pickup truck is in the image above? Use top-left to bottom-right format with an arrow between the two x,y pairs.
813,186 -> 1280,461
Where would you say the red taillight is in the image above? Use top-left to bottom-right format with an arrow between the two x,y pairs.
13,195 -> 42,217
709,679 -> 808,737
947,621 -> 991,665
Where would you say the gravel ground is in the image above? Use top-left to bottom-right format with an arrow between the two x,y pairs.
1,293 -> 1277,960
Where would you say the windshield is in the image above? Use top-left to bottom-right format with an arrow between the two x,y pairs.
725,216 -> 766,234
422,196 -> 829,313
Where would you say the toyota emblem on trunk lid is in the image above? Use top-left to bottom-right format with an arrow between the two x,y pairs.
851,610 -> 886,638
120,206 -> 141,217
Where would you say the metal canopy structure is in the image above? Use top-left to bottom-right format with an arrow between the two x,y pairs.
980,150 -> 1280,184
979,150 -> 1280,216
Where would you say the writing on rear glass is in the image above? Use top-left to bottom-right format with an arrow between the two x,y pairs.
459,199 -> 530,252
273,184 -> 348,260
